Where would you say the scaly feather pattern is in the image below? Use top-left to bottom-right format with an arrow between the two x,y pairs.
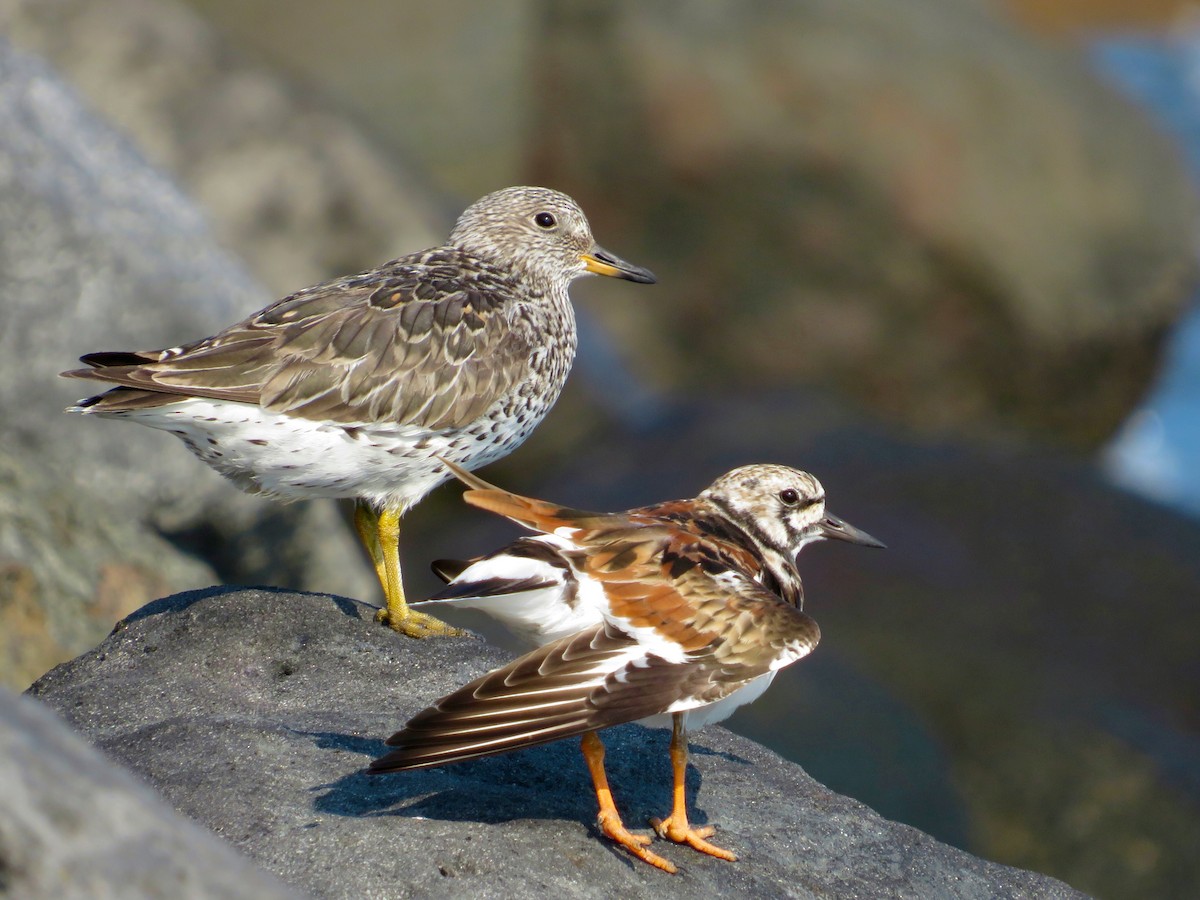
61,187 -> 654,637
371,461 -> 884,872
374,460 -> 884,769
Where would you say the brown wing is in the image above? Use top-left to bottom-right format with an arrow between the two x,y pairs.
439,462 -> 771,584
585,527 -> 817,671
369,565 -> 819,773
370,625 -> 640,771
63,249 -> 535,430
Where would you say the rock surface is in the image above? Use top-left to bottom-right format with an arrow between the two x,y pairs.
401,389 -> 1200,900
0,448 -> 214,691
1,0 -> 446,295
0,34 -> 378,689
28,587 -> 1087,899
526,0 -> 1197,445
0,687 -> 300,899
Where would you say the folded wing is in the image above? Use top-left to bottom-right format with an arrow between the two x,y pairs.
370,578 -> 819,772
63,251 -> 532,431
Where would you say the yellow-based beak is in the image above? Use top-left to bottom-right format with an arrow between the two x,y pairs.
581,246 -> 657,284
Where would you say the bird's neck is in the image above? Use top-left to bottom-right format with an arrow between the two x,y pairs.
691,505 -> 806,607
755,548 -> 806,609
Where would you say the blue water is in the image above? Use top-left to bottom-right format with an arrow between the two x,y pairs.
1090,34 -> 1200,519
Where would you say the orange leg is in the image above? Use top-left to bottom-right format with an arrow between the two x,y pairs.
650,714 -> 737,862
580,732 -> 677,874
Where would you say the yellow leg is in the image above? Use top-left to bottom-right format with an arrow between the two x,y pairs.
581,732 -> 677,874
353,501 -> 464,638
353,500 -> 387,587
649,714 -> 737,862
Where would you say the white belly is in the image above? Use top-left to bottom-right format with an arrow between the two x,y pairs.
640,672 -> 778,730
105,397 -> 534,508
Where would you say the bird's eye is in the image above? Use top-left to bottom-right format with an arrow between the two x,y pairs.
534,212 -> 557,228
779,488 -> 800,506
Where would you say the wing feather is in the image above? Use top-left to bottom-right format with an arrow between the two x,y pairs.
370,626 -> 636,771
371,466 -> 823,775
63,249 -> 534,429
370,576 -> 819,774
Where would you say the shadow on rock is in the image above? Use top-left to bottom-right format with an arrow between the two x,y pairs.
310,723 -> 742,832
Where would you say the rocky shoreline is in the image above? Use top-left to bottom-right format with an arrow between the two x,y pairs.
18,587 -> 1088,899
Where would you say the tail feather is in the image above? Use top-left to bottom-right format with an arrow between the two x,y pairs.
430,558 -> 471,584
65,385 -> 185,414
437,457 -> 606,534
63,350 -> 198,413
78,350 -> 162,369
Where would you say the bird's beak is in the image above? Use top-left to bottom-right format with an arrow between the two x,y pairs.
581,245 -> 657,283
818,513 -> 886,549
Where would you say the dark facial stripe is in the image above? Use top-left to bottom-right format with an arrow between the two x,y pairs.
706,494 -> 787,558
704,495 -> 804,607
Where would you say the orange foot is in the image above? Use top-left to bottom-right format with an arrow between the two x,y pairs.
650,812 -> 738,862
598,809 -> 678,874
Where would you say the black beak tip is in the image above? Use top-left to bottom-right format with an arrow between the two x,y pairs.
591,249 -> 657,284
850,530 -> 886,550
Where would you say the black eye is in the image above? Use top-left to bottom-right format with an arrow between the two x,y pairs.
779,489 -> 800,506
534,212 -> 557,228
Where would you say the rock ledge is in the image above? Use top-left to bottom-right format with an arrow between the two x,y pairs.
26,587 -> 1087,899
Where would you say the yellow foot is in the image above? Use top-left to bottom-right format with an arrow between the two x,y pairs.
598,813 -> 677,873
374,606 -> 467,638
650,814 -> 738,862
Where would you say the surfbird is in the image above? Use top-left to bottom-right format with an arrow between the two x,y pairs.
369,461 -> 884,871
62,187 -> 656,638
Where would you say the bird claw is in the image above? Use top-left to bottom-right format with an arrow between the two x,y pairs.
650,815 -> 737,862
374,607 -> 466,638
597,813 -> 677,873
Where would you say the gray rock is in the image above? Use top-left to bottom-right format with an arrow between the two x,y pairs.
16,0 -> 1188,444
0,36 -> 377,624
525,0 -> 1198,445
0,447 -> 214,691
0,687 -> 301,899
403,388 -> 1200,899
1,0 -> 446,295
0,34 -> 258,471
29,587 -> 1086,899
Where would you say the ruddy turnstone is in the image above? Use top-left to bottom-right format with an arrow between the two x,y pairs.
61,187 -> 655,637
369,461 -> 883,872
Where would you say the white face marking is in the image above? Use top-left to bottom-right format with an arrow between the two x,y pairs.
700,464 -> 828,557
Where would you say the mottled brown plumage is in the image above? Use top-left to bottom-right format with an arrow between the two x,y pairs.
67,249 -> 548,430
371,461 -> 884,872
63,187 -> 655,637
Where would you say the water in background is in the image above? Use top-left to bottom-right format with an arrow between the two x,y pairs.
1093,28 -> 1200,519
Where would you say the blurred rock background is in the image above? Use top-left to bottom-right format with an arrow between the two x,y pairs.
2,0 -> 1198,897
